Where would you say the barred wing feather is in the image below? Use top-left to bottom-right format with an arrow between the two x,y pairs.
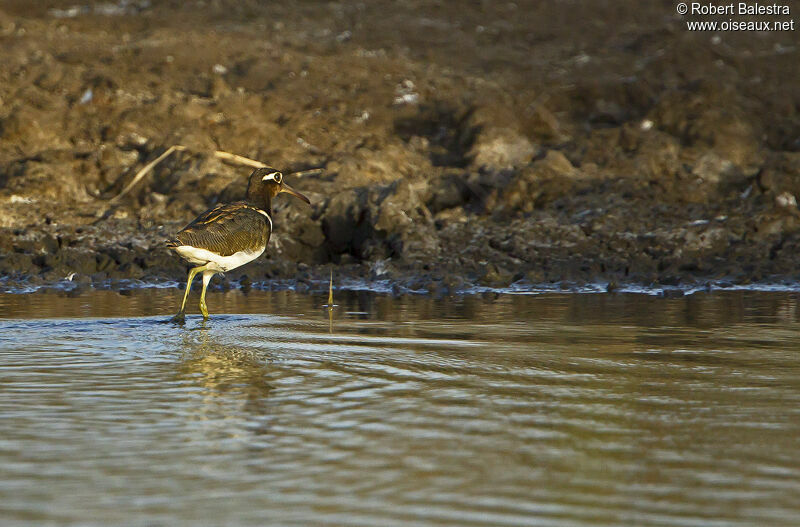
167,202 -> 271,256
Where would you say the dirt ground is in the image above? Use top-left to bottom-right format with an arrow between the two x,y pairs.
0,0 -> 799,294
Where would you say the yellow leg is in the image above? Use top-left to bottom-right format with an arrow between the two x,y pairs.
172,266 -> 205,322
199,270 -> 215,319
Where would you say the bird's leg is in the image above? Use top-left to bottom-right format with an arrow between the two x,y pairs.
171,266 -> 204,322
199,269 -> 216,319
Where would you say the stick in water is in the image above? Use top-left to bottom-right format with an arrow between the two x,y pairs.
327,269 -> 334,307
327,269 -> 335,333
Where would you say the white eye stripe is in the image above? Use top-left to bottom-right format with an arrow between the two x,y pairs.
261,171 -> 283,182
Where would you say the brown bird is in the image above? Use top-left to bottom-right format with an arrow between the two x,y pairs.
167,167 -> 311,322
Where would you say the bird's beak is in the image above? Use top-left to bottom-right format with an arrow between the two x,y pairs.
280,183 -> 311,205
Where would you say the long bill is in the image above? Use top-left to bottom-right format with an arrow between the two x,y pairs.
280,183 -> 311,205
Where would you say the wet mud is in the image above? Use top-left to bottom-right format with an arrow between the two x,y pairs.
1,1 -> 799,294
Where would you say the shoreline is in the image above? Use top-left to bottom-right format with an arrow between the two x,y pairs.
4,271 -> 800,298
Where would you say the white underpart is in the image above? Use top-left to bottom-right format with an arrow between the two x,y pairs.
173,245 -> 265,272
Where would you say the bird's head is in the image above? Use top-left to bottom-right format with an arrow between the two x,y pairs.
246,166 -> 311,211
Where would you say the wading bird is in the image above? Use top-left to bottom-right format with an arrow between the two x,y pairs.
167,167 -> 311,322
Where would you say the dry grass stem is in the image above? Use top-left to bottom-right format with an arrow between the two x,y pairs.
213,151 -> 267,168
290,168 -> 324,178
328,269 -> 334,307
108,147 -> 321,207
109,145 -> 187,204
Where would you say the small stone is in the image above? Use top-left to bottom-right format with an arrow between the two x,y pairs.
79,88 -> 93,104
775,191 -> 797,210
692,152 -> 736,185
470,127 -> 537,170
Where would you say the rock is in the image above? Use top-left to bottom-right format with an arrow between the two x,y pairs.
470,127 -> 538,171
428,171 -> 472,213
479,264 -> 514,287
752,215 -> 796,240
320,189 -> 368,254
583,125 -> 683,184
0,252 -> 35,275
0,106 -> 73,152
271,203 -> 326,262
212,76 -> 232,99
460,101 -> 540,171
673,227 -> 730,261
775,192 -> 797,210
691,152 -> 736,185
319,177 -> 440,262
327,143 -> 431,187
759,152 -> 800,196
372,179 -> 439,261
536,150 -> 577,178
63,250 -> 99,275
651,81 -> 763,174
495,150 -> 582,215
115,131 -> 149,149
434,206 -> 468,225
525,103 -> 568,142
98,145 -> 140,174
441,274 -> 465,294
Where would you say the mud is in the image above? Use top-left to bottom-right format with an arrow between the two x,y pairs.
1,1 -> 799,294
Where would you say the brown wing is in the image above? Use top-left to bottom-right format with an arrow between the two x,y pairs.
167,202 -> 271,256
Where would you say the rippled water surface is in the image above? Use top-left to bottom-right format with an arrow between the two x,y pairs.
1,289 -> 800,526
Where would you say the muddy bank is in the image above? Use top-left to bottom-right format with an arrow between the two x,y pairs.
1,1 -> 799,294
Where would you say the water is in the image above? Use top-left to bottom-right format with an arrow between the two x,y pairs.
1,289 -> 799,526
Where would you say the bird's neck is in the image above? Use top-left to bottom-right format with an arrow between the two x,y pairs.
245,188 -> 272,216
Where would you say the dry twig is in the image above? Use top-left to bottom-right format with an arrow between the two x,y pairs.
109,145 -> 187,204
212,150 -> 267,168
290,168 -> 324,178
107,146 -> 322,206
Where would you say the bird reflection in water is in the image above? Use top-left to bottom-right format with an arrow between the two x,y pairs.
174,324 -> 274,419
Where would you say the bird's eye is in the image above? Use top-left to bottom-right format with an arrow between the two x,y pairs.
262,171 -> 282,183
